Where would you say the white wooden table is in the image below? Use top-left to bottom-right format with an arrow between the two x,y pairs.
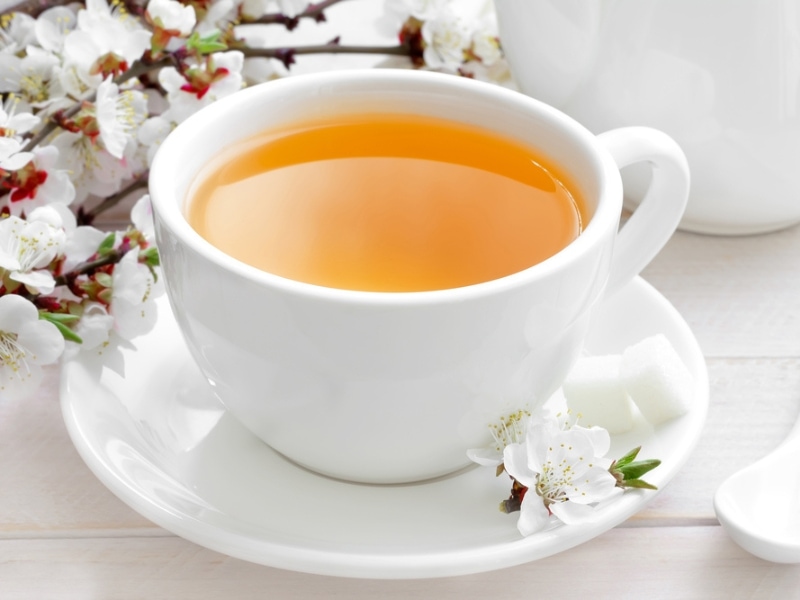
3,224 -> 800,598
3,1 -> 800,597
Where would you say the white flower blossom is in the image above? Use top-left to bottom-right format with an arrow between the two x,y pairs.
60,224 -> 106,273
0,208 -> 67,294
195,0 -> 236,36
0,96 -> 39,140
0,47 -> 63,111
421,7 -> 471,72
62,0 -> 152,87
241,55 -> 279,86
0,294 -> 64,401
70,301 -> 115,353
271,0 -> 311,17
51,130 -> 136,203
34,5 -> 78,53
0,136 -> 32,172
27,145 -> 74,208
470,13 -> 502,66
131,194 -> 156,242
239,0 -> 270,19
136,115 -> 172,166
502,414 -> 619,536
4,145 -> 76,216
159,51 -> 244,123
146,0 -> 196,36
466,407 -> 532,467
109,249 -> 162,341
385,0 -> 449,22
95,77 -> 148,159
0,13 -> 36,55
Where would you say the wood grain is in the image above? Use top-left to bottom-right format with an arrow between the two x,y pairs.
2,528 -> 799,599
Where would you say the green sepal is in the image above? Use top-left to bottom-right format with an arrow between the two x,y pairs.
139,246 -> 160,267
613,445 -> 642,469
40,312 -> 83,344
617,458 -> 662,481
38,312 -> 80,324
617,478 -> 658,491
97,232 -> 117,256
610,447 -> 661,491
98,288 -> 113,304
95,272 -> 113,288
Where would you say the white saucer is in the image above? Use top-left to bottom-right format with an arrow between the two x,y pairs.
60,277 -> 708,579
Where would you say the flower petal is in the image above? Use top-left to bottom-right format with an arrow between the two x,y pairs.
517,492 -> 551,536
17,316 -> 65,365
578,425 -> 611,458
10,269 -> 57,295
503,442 -> 537,488
0,294 -> 38,329
466,446 -> 502,467
565,466 -> 619,505
0,150 -> 34,171
550,500 -> 598,525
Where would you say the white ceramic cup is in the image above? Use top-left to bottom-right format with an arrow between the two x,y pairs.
496,0 -> 800,235
149,69 -> 688,484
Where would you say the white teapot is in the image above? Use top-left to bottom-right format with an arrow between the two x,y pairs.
496,0 -> 800,234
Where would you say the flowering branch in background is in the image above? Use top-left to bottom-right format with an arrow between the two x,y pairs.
0,0 -> 506,400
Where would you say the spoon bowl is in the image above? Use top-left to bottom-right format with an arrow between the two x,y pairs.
714,418 -> 800,563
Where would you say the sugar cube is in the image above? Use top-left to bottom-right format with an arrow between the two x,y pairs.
562,354 -> 634,434
620,334 -> 694,425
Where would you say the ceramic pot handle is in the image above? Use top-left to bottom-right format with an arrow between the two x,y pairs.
598,127 -> 690,296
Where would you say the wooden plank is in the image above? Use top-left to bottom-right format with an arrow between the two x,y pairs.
636,356 -> 800,522
642,225 -> 800,358
1,527 -> 798,599
0,368 -> 156,536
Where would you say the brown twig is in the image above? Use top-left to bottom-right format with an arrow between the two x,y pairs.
0,0 -> 72,16
246,0 -> 350,27
78,175 -> 149,225
53,248 -> 125,287
241,42 -> 410,69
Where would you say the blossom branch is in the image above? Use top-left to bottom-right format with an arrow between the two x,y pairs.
53,248 -> 127,287
78,175 -> 150,225
21,54 -> 177,153
246,0 -> 351,27
3,0 -> 73,16
20,34 -> 411,152
240,42 -> 411,67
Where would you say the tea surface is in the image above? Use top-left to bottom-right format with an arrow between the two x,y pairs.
187,114 -> 585,292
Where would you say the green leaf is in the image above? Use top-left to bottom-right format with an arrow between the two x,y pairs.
187,30 -> 228,55
40,314 -> 83,344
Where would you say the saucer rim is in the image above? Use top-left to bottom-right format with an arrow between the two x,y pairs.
59,277 -> 709,579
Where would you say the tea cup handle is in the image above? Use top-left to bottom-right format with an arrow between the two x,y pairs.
597,127 -> 690,296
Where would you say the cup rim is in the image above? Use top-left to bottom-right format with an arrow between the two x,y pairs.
149,69 -> 622,306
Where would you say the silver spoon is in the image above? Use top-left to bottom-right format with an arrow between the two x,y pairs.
714,415 -> 800,563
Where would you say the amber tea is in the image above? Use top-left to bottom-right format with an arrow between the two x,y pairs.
186,113 -> 586,292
